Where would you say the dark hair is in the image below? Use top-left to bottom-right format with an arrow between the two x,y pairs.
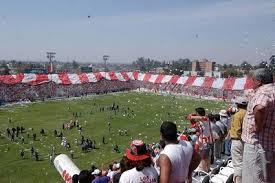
78,170 -> 92,183
159,139 -> 166,149
123,155 -> 152,171
109,164 -> 113,171
214,114 -> 220,121
72,174 -> 79,183
236,103 -> 247,109
195,107 -> 206,116
207,113 -> 215,122
160,121 -> 177,141
120,157 -> 127,173
254,68 -> 273,84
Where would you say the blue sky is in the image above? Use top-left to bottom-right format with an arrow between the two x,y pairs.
0,0 -> 274,64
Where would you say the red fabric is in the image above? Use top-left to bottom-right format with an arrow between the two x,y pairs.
154,74 -> 165,84
120,72 -> 130,81
143,73 -> 152,82
244,77 -> 255,89
222,77 -> 236,90
202,77 -> 215,88
0,72 -> 250,91
30,74 -> 49,85
132,71 -> 139,80
58,73 -> 71,85
93,72 -> 103,81
169,75 -> 179,84
179,135 -> 188,141
78,73 -> 89,83
108,71 -> 118,80
184,76 -> 196,86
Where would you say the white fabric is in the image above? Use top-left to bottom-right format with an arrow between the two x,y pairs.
100,72 -> 111,80
176,76 -> 189,85
137,73 -> 146,81
160,140 -> 193,183
115,73 -> 126,81
148,74 -> 158,83
232,78 -> 246,90
126,72 -> 135,80
86,73 -> 98,83
119,166 -> 158,183
68,74 -> 81,84
22,74 -> 37,83
212,78 -> 225,89
192,77 -> 205,87
161,75 -> 172,83
49,74 -> 62,84
107,170 -> 117,180
1,72 -> 251,91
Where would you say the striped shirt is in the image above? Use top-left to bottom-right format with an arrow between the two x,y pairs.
242,83 -> 275,151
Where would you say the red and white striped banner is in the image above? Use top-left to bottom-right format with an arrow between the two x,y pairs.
0,72 -> 254,90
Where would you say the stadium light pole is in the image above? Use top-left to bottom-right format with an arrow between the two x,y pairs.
103,55 -> 109,78
47,52 -> 56,73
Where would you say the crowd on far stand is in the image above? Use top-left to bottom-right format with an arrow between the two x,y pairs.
0,77 -> 243,104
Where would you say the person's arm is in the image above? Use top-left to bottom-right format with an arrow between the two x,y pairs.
252,93 -> 269,132
253,104 -> 266,132
159,154 -> 172,183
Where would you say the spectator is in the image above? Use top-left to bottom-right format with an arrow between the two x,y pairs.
229,97 -> 248,183
119,140 -> 158,183
72,174 -> 79,183
242,68 -> 275,182
219,109 -> 231,156
20,149 -> 24,159
158,121 -> 194,183
78,170 -> 92,183
92,169 -> 109,183
208,113 -> 222,162
107,162 -> 120,181
113,158 -> 126,183
194,107 -> 212,173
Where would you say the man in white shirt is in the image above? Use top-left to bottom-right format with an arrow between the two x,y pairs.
158,121 -> 200,183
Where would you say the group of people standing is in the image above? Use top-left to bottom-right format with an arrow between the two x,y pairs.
184,68 -> 275,183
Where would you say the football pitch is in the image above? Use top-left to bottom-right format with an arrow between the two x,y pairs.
0,92 -> 226,183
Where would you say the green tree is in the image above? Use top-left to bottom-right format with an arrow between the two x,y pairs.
255,61 -> 268,69
72,60 -> 79,69
132,57 -> 161,72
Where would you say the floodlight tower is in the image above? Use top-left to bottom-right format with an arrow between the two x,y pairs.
47,52 -> 56,73
103,55 -> 109,73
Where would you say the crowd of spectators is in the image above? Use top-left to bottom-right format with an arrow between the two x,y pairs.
0,78 -> 244,104
138,82 -> 243,101
0,80 -> 136,103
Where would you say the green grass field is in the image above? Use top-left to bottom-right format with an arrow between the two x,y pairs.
0,92 -> 226,183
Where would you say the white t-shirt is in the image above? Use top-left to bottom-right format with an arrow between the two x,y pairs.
160,140 -> 193,183
107,170 -> 117,180
119,166 -> 158,183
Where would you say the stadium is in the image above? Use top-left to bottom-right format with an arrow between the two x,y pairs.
1,1 -> 274,182
0,72 -> 258,183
